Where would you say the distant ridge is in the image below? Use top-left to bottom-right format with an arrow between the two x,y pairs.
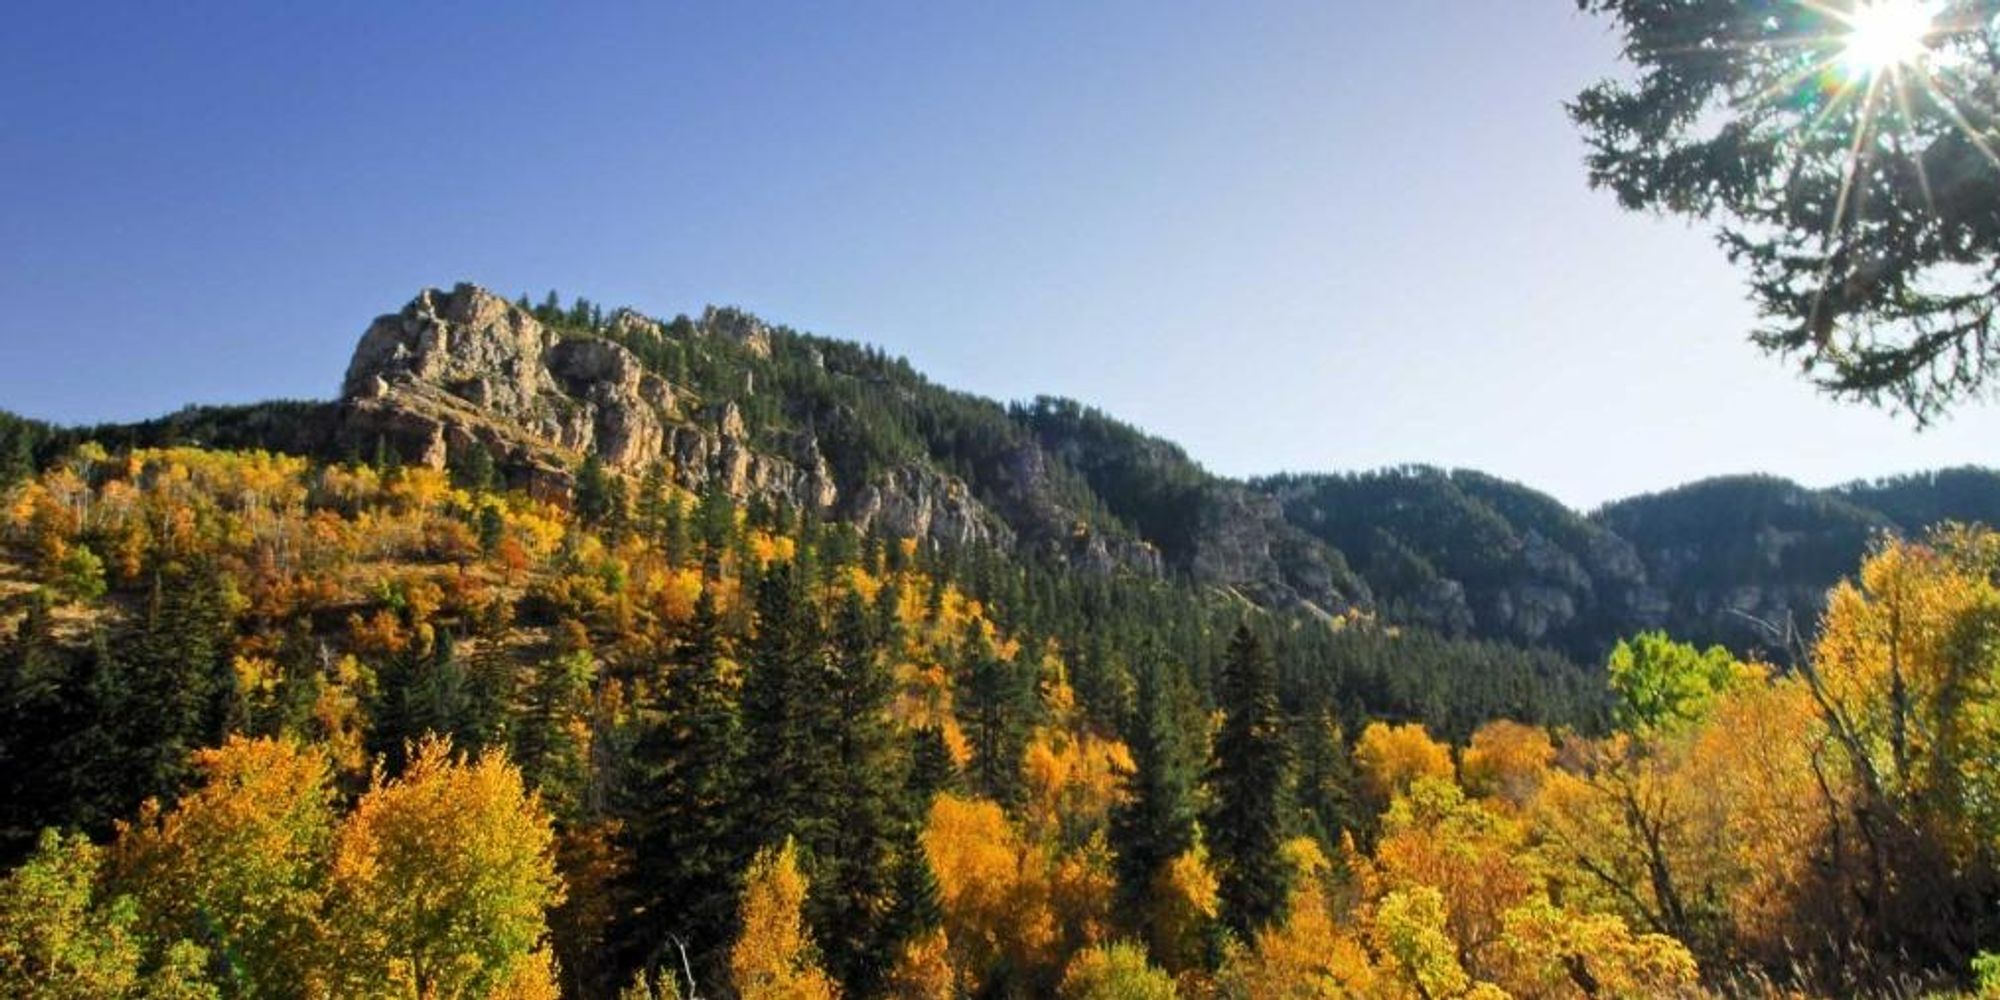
8,282 -> 1997,660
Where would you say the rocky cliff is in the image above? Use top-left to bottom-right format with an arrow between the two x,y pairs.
336,284 -> 1007,549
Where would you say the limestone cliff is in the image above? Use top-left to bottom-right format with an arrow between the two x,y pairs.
336,283 -> 1009,550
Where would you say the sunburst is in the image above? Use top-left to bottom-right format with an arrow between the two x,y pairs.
1839,0 -> 1938,76
1747,1 -> 1994,342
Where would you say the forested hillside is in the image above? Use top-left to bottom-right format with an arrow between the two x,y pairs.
18,285 -> 1993,665
3,286 -> 1998,997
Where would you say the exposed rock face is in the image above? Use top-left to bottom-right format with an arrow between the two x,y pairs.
699,305 -> 772,359
849,465 -> 1013,549
335,284 -> 1014,550
339,285 -> 817,505
1189,486 -> 1358,612
340,284 -> 667,482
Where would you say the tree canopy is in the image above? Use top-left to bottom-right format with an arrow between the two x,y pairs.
1575,0 -> 2000,421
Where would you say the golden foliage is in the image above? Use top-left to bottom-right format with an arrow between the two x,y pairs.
324,736 -> 563,999
882,929 -> 955,1000
1354,722 -> 1455,807
112,737 -> 334,995
729,838 -> 838,1000
1460,720 -> 1555,810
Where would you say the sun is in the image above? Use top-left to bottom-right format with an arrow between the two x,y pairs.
1840,0 -> 1937,76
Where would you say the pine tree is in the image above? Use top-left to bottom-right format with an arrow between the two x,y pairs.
0,428 -> 33,490
1291,707 -> 1361,851
514,648 -> 596,820
960,628 -> 1034,806
452,442 -> 498,492
740,562 -> 832,851
476,503 -> 506,555
878,832 -> 943,970
604,474 -> 632,545
636,463 -> 670,543
1207,623 -> 1292,938
618,583 -> 747,979
576,453 -> 614,526
697,487 -> 736,566
373,628 -> 504,770
660,494 -> 691,568
907,725 -> 959,807
810,590 -> 907,994
1111,660 -> 1200,926
0,594 -> 73,858
119,567 -> 232,807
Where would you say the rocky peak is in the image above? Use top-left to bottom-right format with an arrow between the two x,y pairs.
338,284 -> 688,475
333,286 -> 888,534
698,305 -> 773,358
343,283 -> 560,409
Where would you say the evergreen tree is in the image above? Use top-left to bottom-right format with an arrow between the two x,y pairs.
476,503 -> 506,555
603,474 -> 632,545
660,494 -> 691,568
373,628 -> 504,769
0,594 -> 73,859
697,487 -> 736,565
959,629 -> 1035,806
906,725 -> 959,807
740,561 -> 833,850
118,567 -> 232,806
0,428 -> 34,490
576,453 -> 614,526
452,442 -> 498,492
618,583 -> 747,979
636,463 -> 670,542
1207,623 -> 1292,938
1291,708 -> 1362,850
810,590 -> 907,994
1110,660 -> 1199,925
878,833 -> 943,969
513,648 -> 596,820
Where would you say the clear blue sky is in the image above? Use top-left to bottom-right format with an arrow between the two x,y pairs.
3,2 -> 1994,508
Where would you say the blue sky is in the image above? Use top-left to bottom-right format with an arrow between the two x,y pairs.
3,2 -> 1994,508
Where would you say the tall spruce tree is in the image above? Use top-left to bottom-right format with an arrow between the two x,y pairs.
119,567 -> 232,806
635,463 -> 670,543
810,590 -> 907,994
575,453 -> 614,525
1291,707 -> 1362,851
1207,623 -> 1292,938
740,561 -> 834,852
618,583 -> 747,979
513,648 -> 596,820
0,594 -> 71,859
1110,660 -> 1200,925
959,626 -> 1034,806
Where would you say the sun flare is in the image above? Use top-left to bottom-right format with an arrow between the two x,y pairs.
1840,0 -> 1937,75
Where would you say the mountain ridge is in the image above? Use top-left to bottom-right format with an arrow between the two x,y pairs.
7,281 -> 1997,660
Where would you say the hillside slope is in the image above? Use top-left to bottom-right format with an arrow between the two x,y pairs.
14,282 -> 1997,660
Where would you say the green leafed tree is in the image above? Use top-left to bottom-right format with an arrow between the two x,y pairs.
1110,661 -> 1200,938
1606,630 -> 1745,734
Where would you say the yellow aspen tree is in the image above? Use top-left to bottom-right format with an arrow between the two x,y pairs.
111,736 -> 334,996
324,736 -> 563,999
1354,722 -> 1454,814
728,838 -> 838,1000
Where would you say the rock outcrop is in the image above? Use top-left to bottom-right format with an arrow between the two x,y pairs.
340,283 -> 678,482
335,284 -> 1011,549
